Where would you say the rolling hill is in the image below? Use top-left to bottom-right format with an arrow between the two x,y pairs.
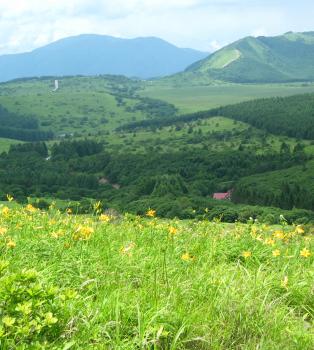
186,31 -> 314,83
0,76 -> 313,218
0,34 -> 208,82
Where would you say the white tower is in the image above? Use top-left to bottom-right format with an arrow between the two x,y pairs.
52,80 -> 59,92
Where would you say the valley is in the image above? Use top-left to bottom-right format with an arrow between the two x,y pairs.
0,73 -> 313,222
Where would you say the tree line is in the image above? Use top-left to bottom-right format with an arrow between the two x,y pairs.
117,93 -> 314,140
0,104 -> 54,141
0,139 -> 312,221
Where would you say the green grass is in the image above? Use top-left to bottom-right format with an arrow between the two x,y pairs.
102,116 -> 248,153
0,138 -> 23,153
184,32 -> 314,83
0,77 -> 148,136
141,82 -> 314,113
0,205 -> 313,349
3,77 -> 314,135
99,115 -> 312,156
201,49 -> 241,70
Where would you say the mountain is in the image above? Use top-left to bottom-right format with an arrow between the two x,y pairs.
186,31 -> 314,83
0,34 -> 208,82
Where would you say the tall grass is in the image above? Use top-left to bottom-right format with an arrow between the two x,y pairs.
0,205 -> 313,349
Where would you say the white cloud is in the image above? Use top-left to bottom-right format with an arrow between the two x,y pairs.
0,0 -> 313,54
251,28 -> 268,38
209,40 -> 223,51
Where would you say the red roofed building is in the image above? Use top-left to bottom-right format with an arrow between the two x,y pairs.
213,190 -> 232,200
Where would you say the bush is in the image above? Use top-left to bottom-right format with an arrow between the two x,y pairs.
0,263 -> 76,347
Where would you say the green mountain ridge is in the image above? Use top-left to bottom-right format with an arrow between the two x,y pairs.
186,31 -> 314,83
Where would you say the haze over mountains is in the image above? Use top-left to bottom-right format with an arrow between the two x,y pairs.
186,31 -> 314,83
0,35 -> 208,82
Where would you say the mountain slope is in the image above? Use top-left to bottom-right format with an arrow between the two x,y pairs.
0,35 -> 208,82
186,31 -> 314,83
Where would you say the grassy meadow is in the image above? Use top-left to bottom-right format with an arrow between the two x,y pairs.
0,138 -> 23,153
0,203 -> 313,349
0,77 -> 147,137
141,82 -> 314,113
2,76 -> 314,155
1,78 -> 314,138
103,116 -> 314,156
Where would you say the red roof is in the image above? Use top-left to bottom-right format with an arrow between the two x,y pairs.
213,192 -> 231,200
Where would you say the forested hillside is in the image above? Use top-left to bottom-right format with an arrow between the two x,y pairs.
0,139 -> 313,222
211,93 -> 314,139
233,160 -> 314,211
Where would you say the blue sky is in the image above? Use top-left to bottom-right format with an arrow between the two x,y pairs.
0,0 -> 313,54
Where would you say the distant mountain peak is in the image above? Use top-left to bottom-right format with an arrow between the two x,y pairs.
0,34 -> 209,82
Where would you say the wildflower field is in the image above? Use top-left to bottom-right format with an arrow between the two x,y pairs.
0,204 -> 313,349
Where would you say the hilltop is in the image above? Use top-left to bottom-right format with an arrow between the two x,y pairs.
0,35 -> 208,82
185,31 -> 314,83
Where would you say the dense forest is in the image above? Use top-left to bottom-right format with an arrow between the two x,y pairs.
233,160 -> 314,210
0,104 -> 54,141
1,139 -> 313,222
211,94 -> 314,139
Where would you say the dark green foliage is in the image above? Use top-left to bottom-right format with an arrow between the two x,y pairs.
51,139 -> 103,160
151,175 -> 188,197
0,105 -> 38,129
211,94 -> 314,139
123,195 -> 314,223
116,109 -> 212,131
0,104 -> 53,141
0,126 -> 53,142
9,142 -> 48,157
0,139 -> 312,222
126,97 -> 178,118
233,160 -> 314,211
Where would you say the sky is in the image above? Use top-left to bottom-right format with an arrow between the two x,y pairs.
0,0 -> 313,55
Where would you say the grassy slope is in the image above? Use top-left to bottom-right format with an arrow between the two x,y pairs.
0,138 -> 23,153
185,32 -> 314,83
0,77 -> 147,136
1,205 -> 313,349
1,77 -> 313,167
103,116 -> 313,157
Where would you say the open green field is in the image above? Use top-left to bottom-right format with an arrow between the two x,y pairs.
0,204 -> 313,349
0,138 -> 23,153
0,77 -> 148,136
141,82 -> 314,113
2,77 -> 314,138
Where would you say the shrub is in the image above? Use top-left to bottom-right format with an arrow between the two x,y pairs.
0,263 -> 76,347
